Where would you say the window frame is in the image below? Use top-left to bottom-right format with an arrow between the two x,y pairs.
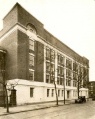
29,39 -> 35,51
30,88 -> 34,97
29,53 -> 34,66
51,89 -> 54,97
29,69 -> 34,81
47,89 -> 50,97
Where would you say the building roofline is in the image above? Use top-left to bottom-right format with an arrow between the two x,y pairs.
3,2 -> 19,20
44,29 -> 89,62
3,2 -> 43,26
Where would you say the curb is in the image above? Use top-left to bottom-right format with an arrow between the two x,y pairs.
0,103 -> 73,116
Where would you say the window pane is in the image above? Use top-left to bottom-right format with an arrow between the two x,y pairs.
58,90 -> 60,97
46,62 -> 50,72
46,48 -> 50,60
66,59 -> 72,69
58,54 -> 60,63
29,70 -> 34,80
51,89 -> 54,97
46,74 -> 50,83
50,76 -> 54,84
57,77 -> 60,85
66,69 -> 72,78
29,40 -> 34,51
29,55 -> 34,66
30,88 -> 34,97
47,89 -> 50,97
51,50 -> 55,62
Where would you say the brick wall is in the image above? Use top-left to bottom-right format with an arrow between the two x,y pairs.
17,30 -> 29,80
17,3 -> 44,38
0,4 -> 18,37
0,30 -> 18,80
35,41 -> 44,82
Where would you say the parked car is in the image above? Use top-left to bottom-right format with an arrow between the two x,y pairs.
75,96 -> 86,103
92,96 -> 95,101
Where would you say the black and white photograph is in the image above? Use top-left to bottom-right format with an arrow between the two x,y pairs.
0,0 -> 95,119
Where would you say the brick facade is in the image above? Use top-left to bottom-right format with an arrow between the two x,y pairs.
0,3 -> 89,105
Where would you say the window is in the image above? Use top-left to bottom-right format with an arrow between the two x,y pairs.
73,72 -> 77,80
58,66 -> 64,76
46,62 -> 50,72
60,67 -> 64,75
46,74 -> 50,83
58,54 -> 60,63
58,90 -> 60,97
60,77 -> 63,85
50,75 -> 54,84
51,89 -> 54,97
58,54 -> 64,64
73,62 -> 78,72
66,69 -> 72,78
30,88 -> 34,97
60,56 -> 64,64
47,89 -> 50,97
58,66 -> 60,75
27,23 -> 37,34
46,47 -> 50,60
66,79 -> 71,86
57,77 -> 60,85
62,90 -> 64,96
57,77 -> 64,85
51,49 -> 55,62
29,70 -> 34,80
66,58 -> 72,69
29,39 -> 34,51
73,80 -> 77,87
29,54 -> 34,66
51,63 -> 55,73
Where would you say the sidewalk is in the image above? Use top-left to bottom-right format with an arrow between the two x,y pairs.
0,100 -> 74,116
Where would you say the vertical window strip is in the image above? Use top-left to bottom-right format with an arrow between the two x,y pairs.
29,54 -> 34,66
29,39 -> 34,51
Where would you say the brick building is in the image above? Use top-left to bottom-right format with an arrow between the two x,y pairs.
88,81 -> 95,98
0,3 -> 89,105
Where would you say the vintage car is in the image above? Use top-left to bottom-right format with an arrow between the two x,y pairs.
75,96 -> 86,103
92,96 -> 95,101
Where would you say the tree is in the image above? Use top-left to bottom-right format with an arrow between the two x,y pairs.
74,59 -> 89,99
36,45 -> 59,105
50,49 -> 58,105
0,51 -> 19,113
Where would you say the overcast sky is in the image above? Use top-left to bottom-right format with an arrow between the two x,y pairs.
0,0 -> 95,81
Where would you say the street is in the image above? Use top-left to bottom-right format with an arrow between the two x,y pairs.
1,100 -> 95,119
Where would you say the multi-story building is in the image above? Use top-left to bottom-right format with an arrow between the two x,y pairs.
0,3 -> 89,106
88,81 -> 95,98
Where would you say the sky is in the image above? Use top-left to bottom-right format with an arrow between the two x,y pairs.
0,0 -> 95,81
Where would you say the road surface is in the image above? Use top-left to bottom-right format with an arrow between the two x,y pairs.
1,100 -> 95,119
